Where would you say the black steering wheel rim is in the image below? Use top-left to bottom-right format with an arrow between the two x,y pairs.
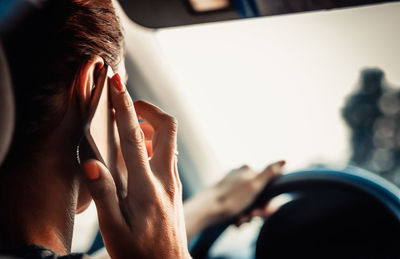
189,166 -> 400,259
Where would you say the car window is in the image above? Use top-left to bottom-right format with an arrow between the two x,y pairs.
155,2 -> 400,186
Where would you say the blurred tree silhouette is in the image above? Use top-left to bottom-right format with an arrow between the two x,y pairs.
343,69 -> 400,186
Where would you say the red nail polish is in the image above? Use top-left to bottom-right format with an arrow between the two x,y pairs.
112,73 -> 124,92
83,162 -> 100,180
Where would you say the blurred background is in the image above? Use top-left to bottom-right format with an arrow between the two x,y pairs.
154,2 -> 400,184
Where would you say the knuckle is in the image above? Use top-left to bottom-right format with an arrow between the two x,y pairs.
123,126 -> 145,146
245,180 -> 257,192
164,184 -> 176,199
92,182 -> 114,201
240,164 -> 250,171
148,172 -> 181,200
134,100 -> 147,107
153,170 -> 180,197
221,202 -> 238,218
135,126 -> 146,143
266,163 -> 276,172
160,114 -> 178,131
118,93 -> 134,113
264,166 -> 275,176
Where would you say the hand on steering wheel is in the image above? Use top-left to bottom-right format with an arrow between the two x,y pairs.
184,161 -> 285,241
212,161 -> 285,225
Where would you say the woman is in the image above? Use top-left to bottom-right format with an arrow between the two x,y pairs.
0,0 -> 284,257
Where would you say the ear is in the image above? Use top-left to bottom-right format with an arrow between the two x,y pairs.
75,56 -> 105,117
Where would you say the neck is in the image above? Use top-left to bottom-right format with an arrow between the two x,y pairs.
0,144 -> 80,255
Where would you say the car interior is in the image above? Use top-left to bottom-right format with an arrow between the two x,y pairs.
1,0 -> 400,258
0,42 -> 14,168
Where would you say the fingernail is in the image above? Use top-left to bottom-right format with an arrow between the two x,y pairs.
83,162 -> 100,180
111,73 -> 124,92
272,160 -> 285,173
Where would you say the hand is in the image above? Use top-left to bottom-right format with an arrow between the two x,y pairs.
212,161 -> 285,223
184,161 -> 285,240
82,74 -> 190,259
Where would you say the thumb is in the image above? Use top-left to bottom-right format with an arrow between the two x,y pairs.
82,160 -> 124,232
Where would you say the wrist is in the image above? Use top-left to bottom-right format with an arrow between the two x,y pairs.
184,188 -> 221,241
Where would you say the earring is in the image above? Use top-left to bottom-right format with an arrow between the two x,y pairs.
76,135 -> 84,166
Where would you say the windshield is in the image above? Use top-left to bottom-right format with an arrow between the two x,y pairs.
155,2 -> 400,185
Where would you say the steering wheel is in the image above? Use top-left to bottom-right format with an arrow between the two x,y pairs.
189,166 -> 400,259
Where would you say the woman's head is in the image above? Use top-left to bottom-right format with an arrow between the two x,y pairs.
1,0 -> 125,213
2,0 -> 124,167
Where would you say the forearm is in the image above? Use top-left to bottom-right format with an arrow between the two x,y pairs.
183,189 -> 221,242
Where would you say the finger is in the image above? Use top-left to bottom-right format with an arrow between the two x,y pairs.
235,215 -> 251,227
139,120 -> 153,157
228,165 -> 252,177
238,164 -> 251,171
264,194 -> 292,216
236,164 -> 256,178
109,74 -> 151,182
264,201 -> 279,217
250,208 -> 268,218
134,100 -> 178,173
173,155 -> 181,190
139,120 -> 154,140
253,160 -> 285,188
82,160 -> 125,234
145,140 -> 153,157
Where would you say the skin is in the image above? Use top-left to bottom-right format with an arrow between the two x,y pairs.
183,162 -> 285,241
1,56 -> 189,255
0,53 -> 191,258
0,50 -> 285,258
0,57 -> 111,254
83,73 -> 189,259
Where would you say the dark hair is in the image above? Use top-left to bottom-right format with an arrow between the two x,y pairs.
1,0 -> 124,168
